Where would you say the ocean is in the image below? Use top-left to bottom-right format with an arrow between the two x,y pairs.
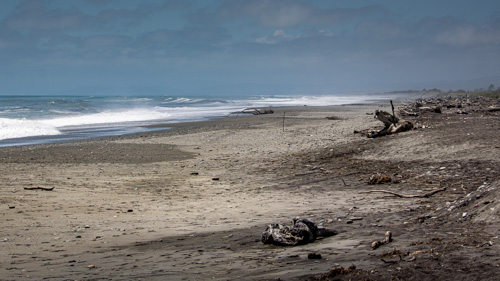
0,94 -> 382,147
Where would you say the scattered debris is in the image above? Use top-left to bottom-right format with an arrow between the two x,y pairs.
441,181 -> 499,223
399,96 -> 500,117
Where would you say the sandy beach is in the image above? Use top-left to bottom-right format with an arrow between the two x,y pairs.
1,97 -> 499,280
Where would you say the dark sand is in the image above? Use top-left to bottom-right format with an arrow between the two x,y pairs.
1,98 -> 499,280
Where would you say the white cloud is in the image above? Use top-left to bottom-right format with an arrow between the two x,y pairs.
435,25 -> 500,46
255,29 -> 297,44
318,29 -> 333,37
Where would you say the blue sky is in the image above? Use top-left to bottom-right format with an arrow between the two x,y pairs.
1,0 -> 500,96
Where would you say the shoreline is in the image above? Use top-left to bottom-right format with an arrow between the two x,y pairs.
0,93 -> 411,149
1,98 -> 499,280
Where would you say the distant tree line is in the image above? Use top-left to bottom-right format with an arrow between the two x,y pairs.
388,84 -> 500,98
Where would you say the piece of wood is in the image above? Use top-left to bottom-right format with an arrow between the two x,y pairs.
227,108 -> 274,116
374,110 -> 398,126
283,111 -> 285,132
360,187 -> 446,198
341,178 -> 347,186
24,186 -> 55,191
294,171 -> 321,177
367,110 -> 414,138
371,231 -> 392,249
390,100 -> 396,118
380,255 -> 402,264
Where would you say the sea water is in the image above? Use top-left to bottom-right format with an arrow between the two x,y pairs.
0,94 -> 381,147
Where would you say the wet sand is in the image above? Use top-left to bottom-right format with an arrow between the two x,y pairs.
1,98 -> 499,280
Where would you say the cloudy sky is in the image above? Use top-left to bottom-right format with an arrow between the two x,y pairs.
1,0 -> 500,96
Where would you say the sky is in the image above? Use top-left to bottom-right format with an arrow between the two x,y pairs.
1,0 -> 500,96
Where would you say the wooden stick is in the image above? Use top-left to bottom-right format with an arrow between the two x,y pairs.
24,186 -> 55,191
360,187 -> 446,198
282,111 -> 286,133
390,100 -> 396,118
294,171 -> 321,177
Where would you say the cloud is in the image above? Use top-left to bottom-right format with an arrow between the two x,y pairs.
434,24 -> 500,46
354,19 -> 407,41
84,0 -> 113,7
1,0 -> 500,95
255,29 -> 298,44
0,0 -> 200,62
215,0 -> 388,27
5,0 -> 86,31
83,34 -> 131,48
216,0 -> 313,27
318,29 -> 333,37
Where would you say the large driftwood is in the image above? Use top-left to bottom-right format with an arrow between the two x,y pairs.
360,187 -> 446,198
367,107 -> 414,138
228,108 -> 274,116
261,218 -> 337,246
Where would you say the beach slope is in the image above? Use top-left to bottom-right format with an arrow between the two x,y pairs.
1,97 -> 499,280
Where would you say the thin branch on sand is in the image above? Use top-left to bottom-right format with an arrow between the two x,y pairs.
24,186 -> 55,191
360,187 -> 446,198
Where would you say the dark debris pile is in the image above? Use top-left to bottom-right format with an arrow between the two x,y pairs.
399,96 -> 500,117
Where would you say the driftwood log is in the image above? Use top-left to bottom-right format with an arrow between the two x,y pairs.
261,218 -> 337,246
367,109 -> 414,138
228,108 -> 274,116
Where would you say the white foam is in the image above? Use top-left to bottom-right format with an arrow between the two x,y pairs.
244,95 -> 373,107
165,105 -> 242,120
42,108 -> 171,128
162,97 -> 203,104
0,118 -> 61,140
